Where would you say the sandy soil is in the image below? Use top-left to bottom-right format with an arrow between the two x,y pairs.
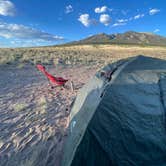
0,64 -> 97,166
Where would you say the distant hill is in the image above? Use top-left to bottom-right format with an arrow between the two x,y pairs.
68,31 -> 166,46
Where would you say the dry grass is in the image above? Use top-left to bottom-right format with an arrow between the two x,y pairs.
0,45 -> 166,67
12,103 -> 28,112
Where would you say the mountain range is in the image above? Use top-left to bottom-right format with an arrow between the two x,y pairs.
68,31 -> 166,46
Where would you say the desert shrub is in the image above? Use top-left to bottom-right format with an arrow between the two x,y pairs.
0,45 -> 166,66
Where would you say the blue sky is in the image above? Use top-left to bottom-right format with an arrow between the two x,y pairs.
0,0 -> 165,47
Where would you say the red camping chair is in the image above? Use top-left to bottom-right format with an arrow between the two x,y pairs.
36,64 -> 68,87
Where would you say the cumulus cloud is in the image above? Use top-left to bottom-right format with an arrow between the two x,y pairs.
78,14 -> 96,27
100,14 -> 111,26
0,0 -> 16,16
95,6 -> 108,13
0,21 -> 63,41
154,29 -> 160,33
149,8 -> 160,15
134,14 -> 144,19
65,5 -> 73,14
112,22 -> 126,27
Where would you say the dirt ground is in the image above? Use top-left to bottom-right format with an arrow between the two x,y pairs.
0,64 -> 97,166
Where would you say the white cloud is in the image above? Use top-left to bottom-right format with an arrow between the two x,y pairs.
0,0 -> 16,16
149,8 -> 160,15
134,14 -> 144,19
9,39 -> 59,47
65,5 -> 73,14
154,29 -> 160,33
116,13 -> 145,25
112,22 -> 126,27
100,14 -> 111,26
0,21 -> 63,41
117,19 -> 128,23
78,14 -> 96,27
95,6 -> 111,13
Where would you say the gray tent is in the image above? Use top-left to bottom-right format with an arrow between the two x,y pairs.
62,56 -> 166,166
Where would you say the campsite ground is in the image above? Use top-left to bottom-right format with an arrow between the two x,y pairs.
0,45 -> 166,166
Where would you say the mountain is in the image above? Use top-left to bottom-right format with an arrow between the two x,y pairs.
68,31 -> 166,46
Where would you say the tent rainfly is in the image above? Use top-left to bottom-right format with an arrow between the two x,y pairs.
62,55 -> 166,166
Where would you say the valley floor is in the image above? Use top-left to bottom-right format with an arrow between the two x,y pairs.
0,45 -> 166,166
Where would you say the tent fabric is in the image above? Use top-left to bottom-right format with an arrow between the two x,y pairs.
62,57 -> 133,166
62,56 -> 166,166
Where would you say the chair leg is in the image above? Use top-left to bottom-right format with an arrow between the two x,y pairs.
47,81 -> 55,89
70,81 -> 74,92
